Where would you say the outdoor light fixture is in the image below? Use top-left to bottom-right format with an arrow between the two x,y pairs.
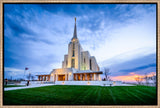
62,81 -> 64,84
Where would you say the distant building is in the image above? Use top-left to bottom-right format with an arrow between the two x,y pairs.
37,18 -> 102,81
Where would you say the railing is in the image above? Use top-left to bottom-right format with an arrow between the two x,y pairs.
20,81 -> 55,85
55,81 -> 122,86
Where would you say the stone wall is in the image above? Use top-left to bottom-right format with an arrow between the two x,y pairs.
62,54 -> 68,68
55,81 -> 122,86
80,51 -> 91,70
90,56 -> 99,71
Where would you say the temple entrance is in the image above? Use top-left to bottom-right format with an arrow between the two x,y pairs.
58,75 -> 65,81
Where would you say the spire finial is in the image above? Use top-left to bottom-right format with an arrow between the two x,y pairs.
72,17 -> 77,40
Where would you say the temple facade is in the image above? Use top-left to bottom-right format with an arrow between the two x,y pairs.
37,18 -> 102,81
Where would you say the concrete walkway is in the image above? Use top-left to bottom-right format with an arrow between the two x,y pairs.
4,83 -> 135,91
4,84 -> 54,91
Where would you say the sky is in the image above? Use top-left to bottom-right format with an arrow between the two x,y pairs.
4,4 -> 157,82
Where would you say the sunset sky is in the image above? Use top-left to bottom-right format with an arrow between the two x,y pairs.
4,4 -> 156,82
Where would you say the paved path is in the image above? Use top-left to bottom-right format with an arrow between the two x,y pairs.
114,84 -> 135,86
101,84 -> 135,87
4,83 -> 135,91
4,84 -> 54,91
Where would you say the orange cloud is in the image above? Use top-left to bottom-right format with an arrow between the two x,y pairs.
111,72 -> 156,82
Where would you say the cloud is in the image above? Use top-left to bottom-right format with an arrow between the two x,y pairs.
4,4 -> 156,79
4,67 -> 24,79
119,63 -> 156,72
101,53 -> 156,77
4,67 -> 23,72
111,72 -> 156,82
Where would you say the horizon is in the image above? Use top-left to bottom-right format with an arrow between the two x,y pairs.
4,4 -> 156,82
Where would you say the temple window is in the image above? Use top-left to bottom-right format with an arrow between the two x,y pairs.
71,59 -> 75,68
72,42 -> 75,57
72,50 -> 75,57
90,59 -> 92,70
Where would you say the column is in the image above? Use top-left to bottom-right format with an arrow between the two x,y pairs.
54,75 -> 56,81
94,74 -> 96,81
98,74 -> 101,81
65,73 -> 67,81
46,76 -> 48,81
80,74 -> 82,81
56,74 -> 58,81
68,74 -> 69,81
52,74 -> 54,82
90,74 -> 92,81
76,74 -> 78,81
85,74 -> 87,81
48,76 -> 50,81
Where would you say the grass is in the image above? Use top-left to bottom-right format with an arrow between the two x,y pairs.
4,85 -> 157,105
4,85 -> 26,88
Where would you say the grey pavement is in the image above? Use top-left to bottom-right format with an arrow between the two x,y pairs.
4,84 -> 54,91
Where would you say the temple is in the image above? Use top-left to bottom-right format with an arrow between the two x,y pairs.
37,18 -> 102,82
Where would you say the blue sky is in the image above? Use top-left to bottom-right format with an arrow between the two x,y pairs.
4,4 -> 156,81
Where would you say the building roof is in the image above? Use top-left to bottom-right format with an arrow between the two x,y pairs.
36,74 -> 50,76
74,70 -> 103,74
35,72 -> 51,76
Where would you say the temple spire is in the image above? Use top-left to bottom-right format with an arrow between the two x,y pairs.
72,17 -> 77,40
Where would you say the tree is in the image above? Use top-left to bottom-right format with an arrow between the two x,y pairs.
31,76 -> 35,81
150,73 -> 156,86
103,68 -> 110,81
26,73 -> 32,80
135,76 -> 143,85
144,73 -> 150,86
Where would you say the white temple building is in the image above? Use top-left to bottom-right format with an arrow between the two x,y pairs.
37,18 -> 102,82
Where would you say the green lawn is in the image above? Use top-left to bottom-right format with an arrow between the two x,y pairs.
4,85 -> 157,105
4,85 -> 26,88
